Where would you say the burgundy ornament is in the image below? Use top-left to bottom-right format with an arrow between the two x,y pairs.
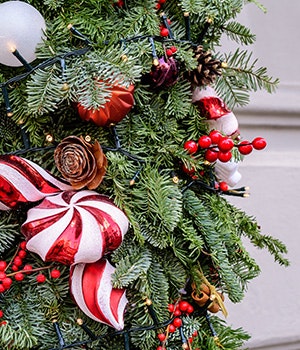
76,83 -> 134,127
143,56 -> 180,89
70,259 -> 128,330
21,190 -> 129,265
0,154 -> 72,210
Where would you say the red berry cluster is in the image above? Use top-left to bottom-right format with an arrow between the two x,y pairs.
156,300 -> 196,350
184,130 -> 267,164
0,241 -> 61,294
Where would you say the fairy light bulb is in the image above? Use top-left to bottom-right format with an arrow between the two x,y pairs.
0,1 -> 46,67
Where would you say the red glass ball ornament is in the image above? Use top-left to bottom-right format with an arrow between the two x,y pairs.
238,140 -> 253,155
14,273 -> 24,281
252,137 -> 267,150
0,261 -> 7,271
209,130 -> 222,144
218,137 -> 234,152
219,181 -> 229,192
76,83 -> 134,127
172,317 -> 182,328
36,273 -> 46,283
183,140 -> 198,154
204,149 -> 218,163
50,269 -> 61,279
178,300 -> 189,312
218,151 -> 232,163
160,27 -> 169,37
198,135 -> 212,149
157,333 -> 166,342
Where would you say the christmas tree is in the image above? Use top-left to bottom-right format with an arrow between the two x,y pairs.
0,1 -> 289,349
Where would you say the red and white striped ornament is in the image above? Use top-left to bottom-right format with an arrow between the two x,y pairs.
192,86 -> 239,136
21,190 -> 129,265
70,259 -> 128,330
0,154 -> 72,210
214,160 -> 242,187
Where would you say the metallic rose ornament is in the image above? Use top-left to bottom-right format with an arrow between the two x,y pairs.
76,83 -> 134,127
54,136 -> 107,190
21,190 -> 129,265
70,259 -> 128,330
0,154 -> 72,210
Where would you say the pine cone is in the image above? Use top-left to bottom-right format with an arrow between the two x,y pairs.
185,45 -> 222,86
54,136 -> 107,190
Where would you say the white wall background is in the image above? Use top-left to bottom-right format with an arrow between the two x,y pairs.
220,1 -> 300,349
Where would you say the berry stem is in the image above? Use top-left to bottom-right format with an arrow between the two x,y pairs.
6,265 -> 53,278
5,243 -> 21,272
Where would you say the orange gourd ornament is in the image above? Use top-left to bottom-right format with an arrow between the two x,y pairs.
76,83 -> 134,127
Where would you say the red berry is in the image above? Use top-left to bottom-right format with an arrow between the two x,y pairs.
168,324 -> 176,333
184,140 -> 198,154
0,285 -> 5,293
178,300 -> 189,312
14,273 -> 24,281
0,261 -> 7,271
218,151 -> 232,163
192,330 -> 198,337
23,264 -> 33,274
157,333 -> 166,342
18,250 -> 27,259
166,48 -> 173,57
209,130 -> 222,144
36,274 -> 46,283
155,3 -> 161,9
182,164 -> 195,176
2,277 -> 12,290
218,137 -> 234,152
219,181 -> 229,192
186,304 -> 194,314
173,308 -> 182,316
0,321 -> 7,326
168,303 -> 175,313
0,272 -> 6,280
156,347 -> 165,350
158,0 -> 166,3
170,46 -> 177,53
238,140 -> 253,155
50,269 -> 61,279
198,135 -> 212,149
0,310 -> 3,318
252,137 -> 267,150
160,27 -> 169,37
172,317 -> 182,328
188,337 -> 193,343
13,256 -> 23,267
11,265 -> 19,272
19,241 -> 27,250
204,149 -> 218,163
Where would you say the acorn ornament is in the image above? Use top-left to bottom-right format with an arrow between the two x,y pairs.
76,82 -> 134,127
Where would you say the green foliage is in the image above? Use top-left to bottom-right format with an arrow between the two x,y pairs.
0,0 -> 288,349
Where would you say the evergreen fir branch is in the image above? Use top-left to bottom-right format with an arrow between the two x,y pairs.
222,21 -> 256,45
246,0 -> 267,13
0,213 -> 20,254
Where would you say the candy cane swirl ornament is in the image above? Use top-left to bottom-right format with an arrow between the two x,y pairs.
192,86 -> 239,137
21,190 -> 129,265
0,154 -> 72,210
70,259 -> 128,330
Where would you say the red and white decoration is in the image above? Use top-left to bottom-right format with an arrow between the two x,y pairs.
21,190 -> 129,265
70,259 -> 128,330
214,160 -> 242,187
192,86 -> 239,137
0,154 -> 72,210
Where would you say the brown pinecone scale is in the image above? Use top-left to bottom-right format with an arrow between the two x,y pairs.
186,45 -> 223,86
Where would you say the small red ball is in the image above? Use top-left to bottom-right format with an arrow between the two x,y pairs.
160,27 -> 169,37
11,265 -> 19,272
50,269 -> 61,279
19,241 -> 27,250
0,310 -> 3,318
192,330 -> 198,337
166,48 -> 173,57
173,308 -> 182,316
184,140 -> 198,154
218,151 -> 232,163
168,303 -> 175,313
204,149 -> 218,163
13,256 -> 23,267
168,324 -> 176,333
252,137 -> 267,150
23,264 -> 33,274
0,262 -> 7,272
218,137 -> 234,152
238,140 -> 253,155
172,317 -> 182,328
36,274 -> 46,283
170,46 -> 177,53
157,333 -> 166,342
219,181 -> 229,192
2,277 -> 12,290
18,250 -> 27,259
0,285 -> 5,293
0,272 -> 6,280
186,304 -> 194,314
198,135 -> 212,149
209,130 -> 222,144
178,300 -> 189,312
158,0 -> 166,3
14,273 -> 24,281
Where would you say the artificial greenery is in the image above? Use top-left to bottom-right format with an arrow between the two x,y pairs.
0,0 -> 288,349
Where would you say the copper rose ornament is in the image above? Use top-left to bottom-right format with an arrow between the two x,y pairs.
54,136 -> 107,190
